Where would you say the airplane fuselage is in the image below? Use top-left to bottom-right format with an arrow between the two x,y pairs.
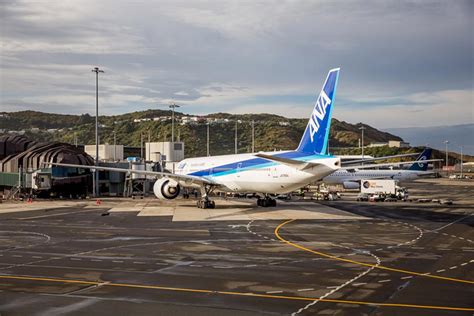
176,151 -> 340,194
323,169 -> 428,185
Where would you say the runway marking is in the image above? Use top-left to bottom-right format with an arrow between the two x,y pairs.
266,290 -> 283,294
449,266 -> 457,270
378,279 -> 391,283
0,274 -> 472,312
352,282 -> 366,286
274,219 -> 474,285
12,255 -> 22,258
112,260 -> 123,263
460,263 -> 468,266
437,269 -> 446,273
18,209 -> 99,220
401,276 -> 413,279
70,258 -> 82,261
297,288 -> 314,292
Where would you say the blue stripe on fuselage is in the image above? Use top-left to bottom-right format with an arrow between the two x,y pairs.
188,151 -> 332,178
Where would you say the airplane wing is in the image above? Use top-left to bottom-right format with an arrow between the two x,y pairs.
254,153 -> 323,171
341,159 -> 442,170
342,152 -> 420,166
45,162 -> 216,186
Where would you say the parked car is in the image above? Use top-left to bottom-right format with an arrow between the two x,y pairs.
356,193 -> 369,201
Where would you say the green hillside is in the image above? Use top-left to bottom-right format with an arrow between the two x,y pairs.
1,109 -> 404,158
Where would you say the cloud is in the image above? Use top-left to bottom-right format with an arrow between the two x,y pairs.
0,0 -> 472,129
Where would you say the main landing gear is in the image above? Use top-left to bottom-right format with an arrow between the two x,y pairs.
257,196 -> 277,207
197,185 -> 216,209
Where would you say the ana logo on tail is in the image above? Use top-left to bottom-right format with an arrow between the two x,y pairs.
309,90 -> 332,142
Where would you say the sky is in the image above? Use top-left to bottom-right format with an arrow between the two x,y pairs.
0,0 -> 472,128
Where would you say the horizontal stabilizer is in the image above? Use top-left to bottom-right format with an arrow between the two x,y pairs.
255,153 -> 321,171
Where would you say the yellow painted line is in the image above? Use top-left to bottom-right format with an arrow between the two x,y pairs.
274,219 -> 474,285
0,274 -> 473,312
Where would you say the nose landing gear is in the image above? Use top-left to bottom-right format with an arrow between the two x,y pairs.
257,196 -> 277,207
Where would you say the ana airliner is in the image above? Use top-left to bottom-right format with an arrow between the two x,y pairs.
50,68 -> 342,208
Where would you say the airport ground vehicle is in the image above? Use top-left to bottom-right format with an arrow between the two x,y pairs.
361,179 -> 408,200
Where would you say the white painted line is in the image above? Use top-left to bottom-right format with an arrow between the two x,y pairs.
297,288 -> 314,292
12,255 -> 22,257
190,264 -> 202,267
434,214 -> 473,232
462,249 -> 474,252
437,269 -> 446,272
449,266 -> 457,270
266,290 -> 283,294
460,263 -> 468,266
401,276 -> 413,279
459,237 -> 465,240
91,259 -> 102,262
70,258 -> 81,261
378,279 -> 391,283
352,282 -> 366,286
133,261 -> 146,264
155,262 -> 167,266
326,286 -> 339,289
471,259 -> 474,263
245,264 -> 257,267
112,260 -> 123,263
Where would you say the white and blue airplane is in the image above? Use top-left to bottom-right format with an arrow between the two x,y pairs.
50,68 -> 342,208
324,148 -> 440,189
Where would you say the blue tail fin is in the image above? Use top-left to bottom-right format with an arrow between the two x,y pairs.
296,68 -> 340,155
409,148 -> 432,171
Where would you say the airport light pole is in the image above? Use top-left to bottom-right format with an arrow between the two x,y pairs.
235,121 -> 238,154
251,120 -> 255,153
92,67 -> 104,197
359,125 -> 366,161
444,140 -> 449,176
113,130 -> 116,161
169,103 -> 180,143
206,122 -> 210,156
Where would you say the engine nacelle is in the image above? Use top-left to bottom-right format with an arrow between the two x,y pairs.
153,178 -> 180,200
342,181 -> 360,190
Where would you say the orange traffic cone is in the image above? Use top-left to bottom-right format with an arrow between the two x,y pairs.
27,198 -> 33,204
96,199 -> 101,205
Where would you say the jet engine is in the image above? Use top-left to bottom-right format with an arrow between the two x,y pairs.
153,178 -> 180,200
342,181 -> 360,190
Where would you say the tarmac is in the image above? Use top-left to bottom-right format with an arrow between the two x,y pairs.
0,178 -> 473,315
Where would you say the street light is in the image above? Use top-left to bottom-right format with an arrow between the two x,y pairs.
169,102 -> 180,143
359,125 -> 366,160
91,67 -> 104,197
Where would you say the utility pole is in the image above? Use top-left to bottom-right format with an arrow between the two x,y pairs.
169,102 -> 180,143
251,120 -> 255,153
235,121 -> 238,154
140,132 -> 144,160
444,140 -> 449,176
91,67 -> 104,197
206,123 -> 210,156
359,125 -> 366,161
460,145 -> 463,178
